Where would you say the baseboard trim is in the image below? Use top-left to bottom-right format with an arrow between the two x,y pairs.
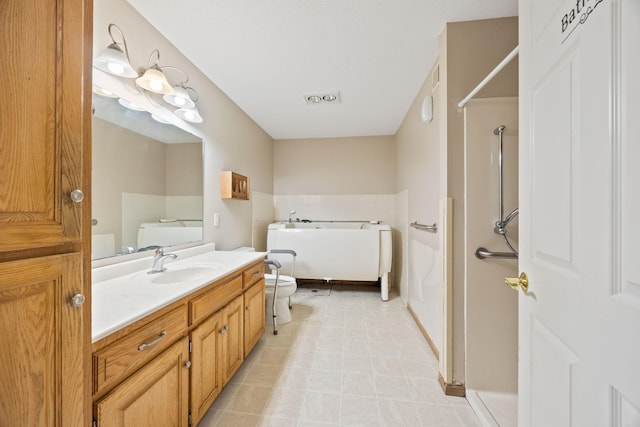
407,303 -> 439,360
438,373 -> 466,397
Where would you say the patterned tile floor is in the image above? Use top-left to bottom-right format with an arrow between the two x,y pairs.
198,285 -> 482,427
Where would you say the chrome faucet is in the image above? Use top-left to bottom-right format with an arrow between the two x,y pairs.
148,248 -> 177,274
288,210 -> 296,223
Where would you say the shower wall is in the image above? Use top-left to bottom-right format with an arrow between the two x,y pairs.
463,97 -> 519,393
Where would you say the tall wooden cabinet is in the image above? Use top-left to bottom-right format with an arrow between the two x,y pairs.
0,0 -> 92,425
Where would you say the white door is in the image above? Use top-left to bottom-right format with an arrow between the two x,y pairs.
519,0 -> 640,426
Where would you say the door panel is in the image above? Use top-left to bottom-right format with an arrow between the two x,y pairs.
531,57 -> 575,264
0,253 -> 84,426
95,338 -> 190,427
520,0 -> 640,425
0,0 -> 86,252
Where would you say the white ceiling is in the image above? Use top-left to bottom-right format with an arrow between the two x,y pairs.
127,0 -> 517,140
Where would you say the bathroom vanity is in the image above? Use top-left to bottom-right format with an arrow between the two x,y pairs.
91,246 -> 265,426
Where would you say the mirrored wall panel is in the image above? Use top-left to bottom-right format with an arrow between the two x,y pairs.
92,94 -> 203,260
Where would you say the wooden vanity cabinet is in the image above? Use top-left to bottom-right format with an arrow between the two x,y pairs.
93,259 -> 266,427
244,279 -> 266,356
94,337 -> 190,427
92,306 -> 188,396
2,0 -> 92,424
189,310 -> 224,426
220,295 -> 245,383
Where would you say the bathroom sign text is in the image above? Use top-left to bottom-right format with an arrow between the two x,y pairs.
561,0 -> 605,44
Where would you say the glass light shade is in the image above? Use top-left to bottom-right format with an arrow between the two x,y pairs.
93,44 -> 138,78
163,86 -> 195,109
136,68 -> 174,94
150,113 -> 171,124
92,84 -> 118,98
175,106 -> 203,123
118,98 -> 145,111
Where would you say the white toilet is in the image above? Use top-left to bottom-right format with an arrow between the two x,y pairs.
264,270 -> 297,325
233,247 -> 297,331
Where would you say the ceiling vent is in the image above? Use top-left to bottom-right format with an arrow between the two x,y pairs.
304,91 -> 341,105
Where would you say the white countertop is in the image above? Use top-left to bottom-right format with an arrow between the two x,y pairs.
92,244 -> 266,343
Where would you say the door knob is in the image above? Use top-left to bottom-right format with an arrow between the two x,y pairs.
69,189 -> 84,203
505,272 -> 528,293
70,293 -> 86,307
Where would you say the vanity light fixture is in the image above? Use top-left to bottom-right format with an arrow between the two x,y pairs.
93,24 -> 138,78
163,85 -> 195,108
136,50 -> 174,95
175,106 -> 203,123
92,84 -> 118,98
150,113 -> 171,124
117,98 -> 146,111
94,24 -> 205,123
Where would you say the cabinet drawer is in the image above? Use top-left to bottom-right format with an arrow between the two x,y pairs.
243,261 -> 264,289
190,274 -> 242,325
93,306 -> 187,396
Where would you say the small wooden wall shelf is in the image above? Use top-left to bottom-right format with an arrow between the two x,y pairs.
220,171 -> 249,200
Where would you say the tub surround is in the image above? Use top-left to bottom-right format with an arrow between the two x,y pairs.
267,221 -> 392,300
92,243 -> 266,342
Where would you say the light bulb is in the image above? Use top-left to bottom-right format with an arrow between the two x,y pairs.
185,110 -> 195,120
174,96 -> 186,106
108,62 -> 125,75
149,79 -> 163,91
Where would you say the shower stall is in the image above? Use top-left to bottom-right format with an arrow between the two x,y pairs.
463,97 -> 519,427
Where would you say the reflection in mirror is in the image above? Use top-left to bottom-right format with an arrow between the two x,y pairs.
92,94 -> 203,260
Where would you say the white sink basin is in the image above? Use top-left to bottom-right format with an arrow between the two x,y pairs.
147,263 -> 225,284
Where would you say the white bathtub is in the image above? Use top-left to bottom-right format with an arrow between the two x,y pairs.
267,222 -> 392,300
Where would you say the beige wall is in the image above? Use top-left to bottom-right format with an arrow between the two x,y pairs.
273,136 -> 395,195
443,16 -> 519,387
395,61 -> 442,347
395,17 -> 518,388
272,136 -> 396,224
464,97 -> 518,393
94,0 -> 274,252
166,144 -> 203,196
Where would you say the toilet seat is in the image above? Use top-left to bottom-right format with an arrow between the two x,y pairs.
264,273 -> 296,289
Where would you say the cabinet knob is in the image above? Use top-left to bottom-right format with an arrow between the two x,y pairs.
184,361 -> 192,369
245,306 -> 250,311
70,189 -> 84,203
70,293 -> 85,307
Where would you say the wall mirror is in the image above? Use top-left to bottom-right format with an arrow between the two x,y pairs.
92,93 -> 204,261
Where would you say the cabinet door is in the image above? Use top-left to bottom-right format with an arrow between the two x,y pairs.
244,280 -> 265,356
0,0 -> 90,252
95,337 -> 190,427
221,295 -> 244,384
0,253 -> 85,426
190,311 -> 223,426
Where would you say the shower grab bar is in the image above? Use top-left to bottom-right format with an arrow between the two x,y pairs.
475,247 -> 518,259
410,221 -> 438,233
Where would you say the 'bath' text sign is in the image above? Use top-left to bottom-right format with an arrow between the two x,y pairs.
561,0 -> 605,44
